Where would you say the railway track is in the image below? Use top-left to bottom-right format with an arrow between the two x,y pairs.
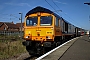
24,55 -> 37,60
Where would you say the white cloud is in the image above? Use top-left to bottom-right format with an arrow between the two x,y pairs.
5,2 -> 31,7
53,0 -> 67,5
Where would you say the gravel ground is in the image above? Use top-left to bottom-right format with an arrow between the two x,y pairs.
5,53 -> 30,60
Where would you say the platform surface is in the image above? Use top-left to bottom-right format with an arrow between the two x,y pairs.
42,36 -> 90,60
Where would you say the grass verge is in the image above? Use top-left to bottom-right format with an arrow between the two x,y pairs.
0,40 -> 27,60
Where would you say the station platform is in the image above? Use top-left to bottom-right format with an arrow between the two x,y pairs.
40,35 -> 90,60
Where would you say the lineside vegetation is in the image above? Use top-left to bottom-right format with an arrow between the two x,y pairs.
0,35 -> 27,60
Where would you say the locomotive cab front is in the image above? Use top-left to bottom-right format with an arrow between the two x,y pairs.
24,13 -> 54,42
22,6 -> 62,55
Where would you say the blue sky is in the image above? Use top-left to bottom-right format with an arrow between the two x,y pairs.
0,0 -> 90,30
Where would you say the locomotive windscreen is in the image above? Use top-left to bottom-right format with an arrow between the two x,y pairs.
40,16 -> 52,26
26,17 -> 38,26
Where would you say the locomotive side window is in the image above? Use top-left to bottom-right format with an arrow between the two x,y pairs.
56,18 -> 59,26
68,24 -> 71,33
40,16 -> 52,26
58,19 -> 60,27
62,20 -> 65,33
26,17 -> 38,26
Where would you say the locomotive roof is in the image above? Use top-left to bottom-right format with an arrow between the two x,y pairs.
25,6 -> 72,25
25,6 -> 60,18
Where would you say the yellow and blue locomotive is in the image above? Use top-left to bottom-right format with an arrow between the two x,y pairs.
22,6 -> 84,55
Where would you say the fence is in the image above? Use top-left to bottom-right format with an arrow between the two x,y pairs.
0,31 -> 23,36
0,31 -> 24,40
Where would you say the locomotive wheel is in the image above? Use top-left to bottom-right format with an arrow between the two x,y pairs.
26,46 -> 36,55
56,42 -> 61,46
26,46 -> 45,56
52,42 -> 56,48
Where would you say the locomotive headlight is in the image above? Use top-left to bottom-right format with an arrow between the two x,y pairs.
37,12 -> 41,16
26,36 -> 28,38
51,28 -> 54,30
46,36 -> 51,39
26,36 -> 30,38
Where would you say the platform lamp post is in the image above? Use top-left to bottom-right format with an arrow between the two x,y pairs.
19,12 -> 22,39
84,2 -> 90,5
84,2 -> 90,36
84,2 -> 90,21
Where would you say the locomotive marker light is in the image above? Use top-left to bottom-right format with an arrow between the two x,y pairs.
37,12 -> 41,16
